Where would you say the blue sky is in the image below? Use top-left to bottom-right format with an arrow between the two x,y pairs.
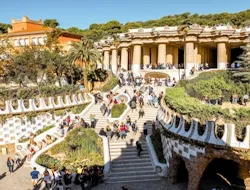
0,0 -> 249,29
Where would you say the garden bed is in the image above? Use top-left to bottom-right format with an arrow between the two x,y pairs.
36,128 -> 103,171
111,103 -> 127,118
19,125 -> 54,143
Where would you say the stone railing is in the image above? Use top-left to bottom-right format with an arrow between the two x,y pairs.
15,93 -> 95,151
158,100 -> 250,149
0,92 -> 89,115
146,135 -> 168,177
98,135 -> 111,178
0,93 -> 92,146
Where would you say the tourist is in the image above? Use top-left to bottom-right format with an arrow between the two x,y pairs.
126,116 -> 132,126
232,93 -> 238,104
66,116 -> 71,126
32,142 -> 40,152
100,103 -> 106,115
54,169 -> 62,186
113,125 -> 120,140
136,141 -> 143,157
7,157 -> 14,174
158,91 -> 164,105
106,125 -> 113,139
106,105 -> 111,116
99,128 -> 107,136
139,106 -> 145,119
80,169 -> 89,190
42,139 -> 48,147
43,169 -> 52,189
45,135 -> 53,144
120,123 -> 127,139
29,132 -> 35,145
64,169 -> 72,187
80,119 -> 89,128
90,114 -> 96,128
30,167 -> 40,188
139,95 -> 144,107
26,144 -> 34,161
131,121 -> 138,135
205,63 -> 209,69
130,99 -> 137,112
147,93 -> 153,106
15,153 -> 21,166
243,94 -> 249,106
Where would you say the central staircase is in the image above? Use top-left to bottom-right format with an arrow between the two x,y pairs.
81,85 -> 164,183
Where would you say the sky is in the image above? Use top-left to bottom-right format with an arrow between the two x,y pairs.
0,0 -> 249,29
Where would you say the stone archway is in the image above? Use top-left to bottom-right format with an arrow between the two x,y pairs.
199,158 -> 244,189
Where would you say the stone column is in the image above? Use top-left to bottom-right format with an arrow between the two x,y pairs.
121,47 -> 128,71
158,43 -> 166,64
193,44 -> 198,70
197,46 -> 201,65
227,47 -> 231,65
151,47 -> 157,67
132,45 -> 141,73
217,42 -> 228,69
173,46 -> 179,68
166,46 -> 173,64
111,48 -> 118,73
143,46 -> 150,67
103,50 -> 110,70
201,46 -> 205,63
185,42 -> 194,71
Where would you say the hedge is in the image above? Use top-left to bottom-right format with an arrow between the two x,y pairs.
36,128 -> 103,171
111,103 -> 127,118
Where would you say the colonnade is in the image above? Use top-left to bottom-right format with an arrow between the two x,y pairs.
102,42 -> 230,74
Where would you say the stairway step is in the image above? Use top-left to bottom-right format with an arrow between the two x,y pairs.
106,174 -> 160,181
111,153 -> 149,159
112,157 -> 151,164
110,148 -> 148,154
109,169 -> 156,177
112,161 -> 153,168
105,177 -> 161,184
111,165 -> 154,172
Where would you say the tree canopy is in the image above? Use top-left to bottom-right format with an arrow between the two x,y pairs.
43,19 -> 60,28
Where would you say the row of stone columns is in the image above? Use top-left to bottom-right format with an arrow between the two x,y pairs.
103,42 -> 229,73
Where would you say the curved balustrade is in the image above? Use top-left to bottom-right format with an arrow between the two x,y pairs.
0,92 -> 89,115
158,101 -> 250,149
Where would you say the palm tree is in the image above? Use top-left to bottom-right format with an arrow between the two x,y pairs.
69,38 -> 101,92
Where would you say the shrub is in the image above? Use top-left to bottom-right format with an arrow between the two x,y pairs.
150,130 -> 166,164
111,103 -> 127,118
100,73 -> 119,92
36,128 -> 103,171
71,104 -> 88,114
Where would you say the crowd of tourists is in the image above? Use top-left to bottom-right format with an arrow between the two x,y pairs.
144,63 -> 177,70
29,164 -> 104,189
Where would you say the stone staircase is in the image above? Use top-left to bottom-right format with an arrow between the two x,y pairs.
105,86 -> 162,183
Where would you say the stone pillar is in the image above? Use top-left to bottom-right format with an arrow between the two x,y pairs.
185,42 -> 194,71
217,42 -> 228,69
143,46 -> 150,67
173,46 -> 179,68
197,46 -> 201,64
201,46 -> 205,63
166,46 -> 173,64
111,48 -> 118,73
158,43 -> 166,64
121,47 -> 128,71
103,50 -> 110,70
193,44 -> 198,70
204,47 -> 208,64
227,47 -> 231,65
132,45 -> 141,74
151,47 -> 157,67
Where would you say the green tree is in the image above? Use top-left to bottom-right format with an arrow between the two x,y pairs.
233,39 -> 250,82
45,29 -> 62,51
0,23 -> 11,34
69,38 -> 102,91
43,19 -> 60,28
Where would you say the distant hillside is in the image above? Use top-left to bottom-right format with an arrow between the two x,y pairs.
67,9 -> 250,41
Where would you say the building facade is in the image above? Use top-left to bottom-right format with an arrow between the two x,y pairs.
97,24 -> 250,74
0,16 -> 82,52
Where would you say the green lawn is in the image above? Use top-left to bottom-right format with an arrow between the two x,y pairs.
111,103 -> 127,118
